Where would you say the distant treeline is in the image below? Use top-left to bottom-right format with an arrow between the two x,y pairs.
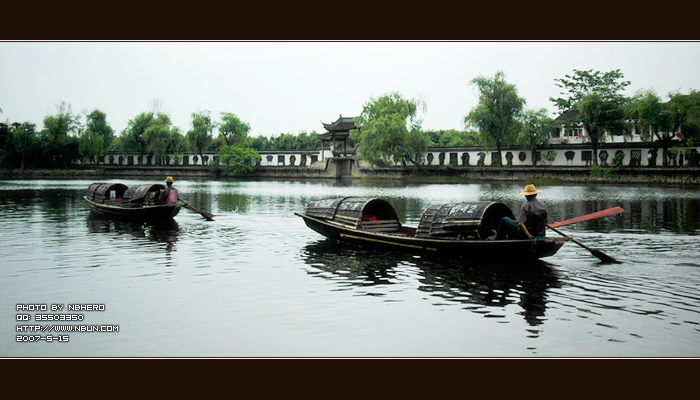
0,102 -> 479,171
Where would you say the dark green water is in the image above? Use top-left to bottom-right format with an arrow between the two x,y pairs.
1,179 -> 699,357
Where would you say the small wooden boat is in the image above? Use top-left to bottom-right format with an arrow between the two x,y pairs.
84,182 -> 182,220
295,197 -> 565,259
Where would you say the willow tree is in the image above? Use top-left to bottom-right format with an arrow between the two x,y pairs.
79,109 -> 114,164
464,71 -> 525,166
218,112 -> 251,146
350,92 -> 429,168
187,111 -> 215,164
121,112 -> 154,159
145,113 -> 174,165
10,122 -> 37,171
42,101 -> 80,168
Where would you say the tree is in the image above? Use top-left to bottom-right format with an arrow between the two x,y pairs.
464,71 -> 525,166
219,112 -> 251,146
426,129 -> 481,147
667,89 -> 700,142
517,108 -> 554,166
350,92 -> 429,168
145,113 -> 173,165
10,122 -> 38,171
550,69 -> 630,165
121,112 -> 154,158
79,109 -> 114,164
187,111 -> 215,163
42,101 -> 80,168
218,145 -> 261,175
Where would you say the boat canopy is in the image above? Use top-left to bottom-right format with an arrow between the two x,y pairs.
416,202 -> 514,240
86,182 -> 128,204
305,197 -> 399,226
123,184 -> 166,205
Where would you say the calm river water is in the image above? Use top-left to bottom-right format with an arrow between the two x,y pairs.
1,178 -> 699,357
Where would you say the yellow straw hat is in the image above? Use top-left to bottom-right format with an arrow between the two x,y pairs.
165,176 -> 174,183
520,184 -> 542,196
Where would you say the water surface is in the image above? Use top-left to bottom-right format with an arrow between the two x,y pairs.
1,179 -> 699,357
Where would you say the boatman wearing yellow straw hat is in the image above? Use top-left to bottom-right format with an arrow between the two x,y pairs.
489,184 -> 549,240
157,176 -> 179,205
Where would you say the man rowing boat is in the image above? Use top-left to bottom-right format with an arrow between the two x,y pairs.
154,176 -> 179,205
489,184 -> 548,240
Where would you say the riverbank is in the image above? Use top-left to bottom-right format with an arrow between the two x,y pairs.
2,165 -> 699,186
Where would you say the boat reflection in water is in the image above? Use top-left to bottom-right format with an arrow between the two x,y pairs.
300,239 -> 561,329
87,213 -> 180,253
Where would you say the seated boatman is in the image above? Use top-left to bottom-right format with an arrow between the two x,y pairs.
157,176 -> 180,205
489,184 -> 548,240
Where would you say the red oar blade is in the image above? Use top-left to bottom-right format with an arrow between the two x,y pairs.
549,206 -> 625,228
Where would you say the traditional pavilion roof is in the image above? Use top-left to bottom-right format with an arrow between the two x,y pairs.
321,115 -> 358,133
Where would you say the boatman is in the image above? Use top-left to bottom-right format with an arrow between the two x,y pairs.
158,176 -> 179,205
490,184 -> 548,240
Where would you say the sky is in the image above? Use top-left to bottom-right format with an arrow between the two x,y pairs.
1,41 -> 699,137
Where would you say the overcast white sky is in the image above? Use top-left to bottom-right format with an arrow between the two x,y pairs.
1,41 -> 699,137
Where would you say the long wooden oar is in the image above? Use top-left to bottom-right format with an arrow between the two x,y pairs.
546,224 -> 620,264
178,199 -> 215,221
548,206 -> 625,228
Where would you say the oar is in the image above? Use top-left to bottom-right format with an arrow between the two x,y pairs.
548,206 -> 625,228
178,199 -> 215,221
546,224 -> 620,264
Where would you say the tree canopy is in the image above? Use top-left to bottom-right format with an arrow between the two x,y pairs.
350,92 -> 429,167
219,112 -> 251,146
550,69 -> 630,165
187,111 -> 215,162
517,108 -> 554,166
464,71 -> 525,166
79,109 -> 114,164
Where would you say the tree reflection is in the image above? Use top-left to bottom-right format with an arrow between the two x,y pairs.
300,239 -> 562,327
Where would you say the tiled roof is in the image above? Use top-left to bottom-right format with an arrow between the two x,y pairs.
555,110 -> 579,122
321,115 -> 358,132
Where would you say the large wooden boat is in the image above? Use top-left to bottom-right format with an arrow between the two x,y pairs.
295,197 -> 565,259
83,182 -> 182,220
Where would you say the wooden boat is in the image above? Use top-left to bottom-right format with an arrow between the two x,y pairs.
83,182 -> 182,220
295,197 -> 565,259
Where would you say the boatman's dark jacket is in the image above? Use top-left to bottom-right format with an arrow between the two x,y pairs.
518,197 -> 548,237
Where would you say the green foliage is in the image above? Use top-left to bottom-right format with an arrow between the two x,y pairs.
577,93 -> 626,146
8,122 -> 38,170
551,69 -> 630,165
626,89 -> 674,142
144,113 -> 173,165
551,69 -> 630,111
120,112 -> 154,154
41,102 -> 80,167
187,111 -> 215,160
79,109 -> 114,164
590,152 -> 624,178
517,108 -> 554,165
541,150 -> 557,165
464,71 -> 525,165
351,92 -> 428,167
219,112 -> 251,146
668,89 -> 700,141
245,131 -> 322,152
612,151 -> 625,168
426,129 -> 481,147
218,145 -> 261,175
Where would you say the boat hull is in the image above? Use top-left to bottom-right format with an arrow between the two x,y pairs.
295,212 -> 565,259
84,196 -> 181,220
